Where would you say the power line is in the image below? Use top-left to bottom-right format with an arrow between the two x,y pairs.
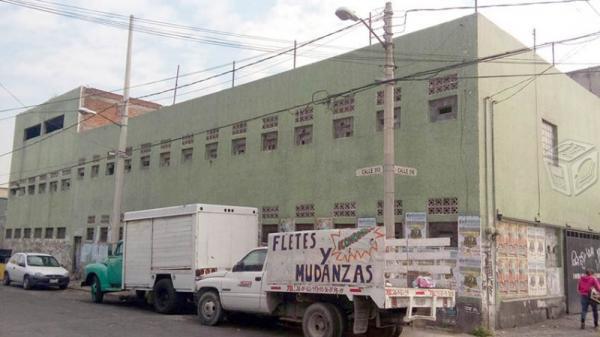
3,37 -> 599,183
0,81 -> 26,107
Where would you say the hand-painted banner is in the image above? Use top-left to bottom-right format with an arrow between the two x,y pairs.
266,227 -> 385,287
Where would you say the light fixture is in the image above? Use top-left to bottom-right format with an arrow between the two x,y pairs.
335,7 -> 359,21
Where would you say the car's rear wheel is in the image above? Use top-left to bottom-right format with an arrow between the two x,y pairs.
197,291 -> 224,326
91,275 -> 104,303
2,272 -> 10,286
153,279 -> 179,314
23,275 -> 32,290
302,302 -> 344,337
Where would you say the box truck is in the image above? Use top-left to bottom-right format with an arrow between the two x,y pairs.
82,203 -> 258,314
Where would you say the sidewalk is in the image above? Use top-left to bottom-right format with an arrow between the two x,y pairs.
495,314 -> 600,337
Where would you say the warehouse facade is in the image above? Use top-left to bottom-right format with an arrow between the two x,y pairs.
3,14 -> 600,330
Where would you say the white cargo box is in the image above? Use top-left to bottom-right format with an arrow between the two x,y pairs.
123,203 -> 258,292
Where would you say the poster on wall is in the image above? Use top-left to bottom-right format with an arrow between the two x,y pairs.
456,216 -> 482,298
404,212 -> 427,239
527,227 -> 546,264
315,218 -> 333,230
458,258 -> 482,297
545,228 -> 559,268
546,268 -> 562,296
458,216 -> 481,259
279,218 -> 294,232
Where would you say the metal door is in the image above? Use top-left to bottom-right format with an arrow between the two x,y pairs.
564,230 -> 600,313
72,236 -> 82,276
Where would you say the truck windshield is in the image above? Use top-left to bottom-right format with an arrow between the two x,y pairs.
27,255 -> 60,267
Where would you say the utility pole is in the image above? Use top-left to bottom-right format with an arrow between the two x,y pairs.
173,64 -> 180,105
382,2 -> 395,239
293,40 -> 297,69
232,61 -> 236,88
110,15 -> 133,246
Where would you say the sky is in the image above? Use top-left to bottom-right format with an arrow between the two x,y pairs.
2,0 -> 600,187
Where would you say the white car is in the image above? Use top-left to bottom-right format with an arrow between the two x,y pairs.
2,252 -> 70,290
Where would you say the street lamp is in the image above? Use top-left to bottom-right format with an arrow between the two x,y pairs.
336,2 -> 396,239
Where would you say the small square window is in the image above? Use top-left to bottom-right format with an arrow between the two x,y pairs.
14,228 -> 22,239
232,138 -> 246,155
34,228 -> 42,239
77,167 -> 85,179
206,142 -> 218,160
45,228 -> 54,239
542,120 -> 558,166
49,181 -> 58,193
91,165 -> 100,177
181,148 -> 193,163
106,162 -> 115,175
24,124 -> 42,140
333,117 -> 353,139
261,224 -> 279,245
5,229 -> 12,239
56,227 -> 66,239
160,152 -> 171,167
295,125 -> 313,146
99,227 -> 108,243
38,183 -> 46,194
44,115 -> 64,133
61,179 -> 71,191
140,155 -> 150,169
119,227 -> 124,241
86,227 -> 95,241
428,222 -> 458,247
262,132 -> 278,151
27,185 -> 35,195
125,159 -> 132,173
376,107 -> 401,131
429,95 -> 458,122
23,228 -> 31,239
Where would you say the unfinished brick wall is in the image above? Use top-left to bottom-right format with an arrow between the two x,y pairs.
79,87 -> 161,132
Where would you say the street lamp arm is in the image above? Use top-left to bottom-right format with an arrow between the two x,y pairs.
357,18 -> 386,47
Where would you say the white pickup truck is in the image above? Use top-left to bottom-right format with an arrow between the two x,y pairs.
194,227 -> 455,337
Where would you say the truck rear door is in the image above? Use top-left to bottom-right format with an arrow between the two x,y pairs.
220,248 -> 266,312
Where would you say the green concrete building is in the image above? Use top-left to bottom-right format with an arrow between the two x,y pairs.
3,14 -> 600,330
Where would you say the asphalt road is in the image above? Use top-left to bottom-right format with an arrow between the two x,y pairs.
0,283 -> 302,337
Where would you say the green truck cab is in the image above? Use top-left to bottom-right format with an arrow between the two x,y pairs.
81,241 -> 123,303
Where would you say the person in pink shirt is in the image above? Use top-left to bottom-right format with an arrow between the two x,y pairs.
578,269 -> 600,329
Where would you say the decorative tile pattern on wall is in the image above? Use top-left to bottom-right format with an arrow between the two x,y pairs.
140,143 -> 152,154
206,128 -> 219,141
295,106 -> 314,122
428,74 -> 458,95
160,139 -> 171,149
296,203 -> 315,217
427,197 -> 458,214
182,134 -> 194,146
377,199 -> 403,216
232,121 -> 247,135
262,116 -> 278,129
332,96 -> 355,114
376,87 -> 402,105
333,201 -> 357,217
262,206 -> 279,219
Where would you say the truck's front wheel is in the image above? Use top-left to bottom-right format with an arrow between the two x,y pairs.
153,279 -> 179,314
303,303 -> 344,337
90,275 -> 104,303
197,291 -> 224,326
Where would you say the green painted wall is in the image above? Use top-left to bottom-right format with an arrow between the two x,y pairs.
5,15 -> 481,242
477,15 -> 600,229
